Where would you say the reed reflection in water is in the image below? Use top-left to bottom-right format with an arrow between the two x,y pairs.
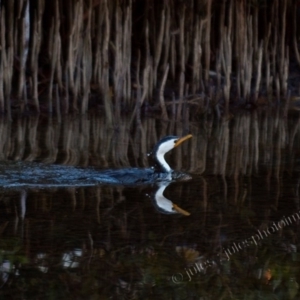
0,111 -> 299,175
1,111 -> 300,298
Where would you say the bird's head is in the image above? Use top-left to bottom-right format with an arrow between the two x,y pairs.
150,134 -> 192,172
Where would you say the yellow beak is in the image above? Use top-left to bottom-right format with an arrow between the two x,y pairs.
174,134 -> 192,148
173,204 -> 191,216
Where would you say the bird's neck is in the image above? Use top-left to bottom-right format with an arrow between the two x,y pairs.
155,152 -> 172,173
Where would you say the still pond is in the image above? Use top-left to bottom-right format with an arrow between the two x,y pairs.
1,111 -> 300,299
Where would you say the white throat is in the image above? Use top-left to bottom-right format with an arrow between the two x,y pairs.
155,139 -> 177,173
156,151 -> 172,172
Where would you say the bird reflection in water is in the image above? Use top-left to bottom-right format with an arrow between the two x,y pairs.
149,181 -> 190,216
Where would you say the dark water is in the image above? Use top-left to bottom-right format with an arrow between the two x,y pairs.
1,112 -> 300,299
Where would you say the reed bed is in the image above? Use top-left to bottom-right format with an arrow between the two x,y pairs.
0,0 -> 299,118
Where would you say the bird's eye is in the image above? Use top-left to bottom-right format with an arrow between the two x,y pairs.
174,140 -> 178,144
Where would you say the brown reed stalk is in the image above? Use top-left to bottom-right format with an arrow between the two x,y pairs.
263,23 -> 271,64
245,17 -> 253,100
137,59 -> 150,121
293,1 -> 300,66
159,64 -> 169,120
148,58 -> 154,101
176,6 -> 185,120
263,23 -> 271,98
2,1 -> 14,118
135,50 -> 141,104
130,57 -> 151,126
282,52 -> 289,97
47,0 -> 62,113
101,0 -> 112,122
161,5 -> 170,74
0,8 -> 5,112
265,57 -> 271,98
204,0 -> 212,82
220,120 -> 229,175
92,0 -> 104,87
81,0 -> 92,114
215,49 -> 221,93
44,117 -> 59,162
253,6 -> 259,57
170,34 -> 176,80
183,83 -> 191,123
171,92 -> 176,118
123,2 -> 132,103
234,0 -> 244,99
133,19 -> 151,124
275,75 -> 280,100
223,28 -> 232,112
153,8 -> 165,88
283,90 -> 291,118
179,5 -> 185,75
244,20 -> 251,100
74,2 -> 84,111
177,72 -> 185,120
192,18 -> 201,94
253,42 -> 263,102
271,2 -> 288,99
279,0 -> 287,95
64,71 -> 69,114
66,0 -> 82,111
55,84 -> 61,121
47,2 -> 57,113
113,4 -> 122,118
271,0 -> 278,91
16,0 -> 29,108
29,0 -> 45,113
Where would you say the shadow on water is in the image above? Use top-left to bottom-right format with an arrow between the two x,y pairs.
1,111 -> 300,298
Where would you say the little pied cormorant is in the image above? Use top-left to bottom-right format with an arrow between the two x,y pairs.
96,134 -> 193,185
